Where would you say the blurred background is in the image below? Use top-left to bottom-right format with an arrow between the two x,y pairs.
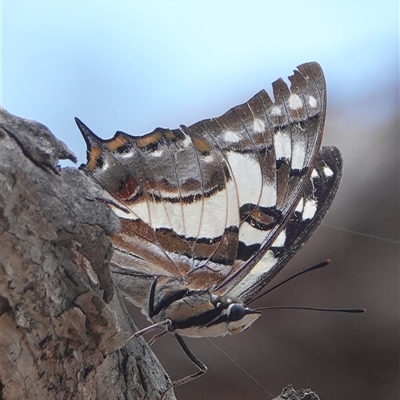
2,1 -> 398,399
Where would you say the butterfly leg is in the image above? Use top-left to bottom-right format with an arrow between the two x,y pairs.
173,333 -> 208,387
123,319 -> 172,346
160,334 -> 208,399
148,329 -> 168,346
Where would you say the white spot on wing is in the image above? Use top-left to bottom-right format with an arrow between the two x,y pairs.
196,178 -> 239,238
291,140 -> 306,170
295,197 -> 304,213
150,149 -> 163,157
204,155 -> 214,163
311,169 -> 319,179
239,221 -> 270,246
120,150 -> 135,159
274,131 -> 291,160
224,131 -> 241,143
253,119 -> 265,133
112,200 -> 149,224
272,229 -> 286,247
226,152 -> 262,206
182,135 -> 192,148
101,160 -> 110,171
308,95 -> 317,108
288,94 -> 303,110
259,180 -> 277,207
271,106 -> 281,116
303,199 -> 317,220
323,166 -> 334,177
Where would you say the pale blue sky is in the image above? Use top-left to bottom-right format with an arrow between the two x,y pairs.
2,1 -> 398,164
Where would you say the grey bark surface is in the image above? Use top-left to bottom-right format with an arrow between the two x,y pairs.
273,385 -> 320,400
0,108 -> 175,400
0,108 -> 319,400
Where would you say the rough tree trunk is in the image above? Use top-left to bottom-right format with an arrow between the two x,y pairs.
0,108 -> 175,400
0,108 -> 319,400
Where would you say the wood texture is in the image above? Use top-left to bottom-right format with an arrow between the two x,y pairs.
0,108 -> 175,400
273,385 -> 320,400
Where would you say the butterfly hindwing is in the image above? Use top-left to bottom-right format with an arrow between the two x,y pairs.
226,146 -> 342,304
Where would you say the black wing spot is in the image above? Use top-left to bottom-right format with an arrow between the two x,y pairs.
237,241 -> 261,261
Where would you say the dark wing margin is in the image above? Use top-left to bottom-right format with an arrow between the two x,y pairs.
223,146 -> 343,304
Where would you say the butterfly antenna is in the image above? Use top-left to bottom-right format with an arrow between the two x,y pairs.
248,259 -> 331,305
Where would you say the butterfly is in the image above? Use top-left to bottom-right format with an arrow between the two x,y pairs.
76,62 -> 343,388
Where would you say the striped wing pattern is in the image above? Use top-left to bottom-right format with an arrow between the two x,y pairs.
226,146 -> 342,304
78,62 -> 340,303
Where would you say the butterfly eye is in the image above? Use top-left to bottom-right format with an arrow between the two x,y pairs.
227,304 -> 246,322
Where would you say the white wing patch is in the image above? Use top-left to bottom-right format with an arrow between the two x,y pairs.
272,229 -> 286,247
112,200 -> 149,224
311,169 -> 319,179
288,93 -> 303,110
239,221 -> 271,246
270,106 -> 282,116
259,180 -> 277,207
226,152 -> 262,206
182,199 -> 204,239
295,197 -> 304,213
101,160 -> 110,172
291,140 -> 306,170
308,95 -> 317,108
150,149 -> 164,157
181,135 -> 192,148
113,181 -> 239,239
323,166 -> 334,177
302,199 -> 317,220
120,150 -> 136,159
224,130 -> 242,143
253,118 -> 265,133
274,131 -> 291,160
195,187 -> 231,238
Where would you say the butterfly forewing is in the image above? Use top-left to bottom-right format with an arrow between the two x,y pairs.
117,130 -> 235,283
78,62 -> 334,299
210,62 -> 328,294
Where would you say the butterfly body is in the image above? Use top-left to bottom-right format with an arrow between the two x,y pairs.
77,62 -> 343,386
112,268 -> 261,337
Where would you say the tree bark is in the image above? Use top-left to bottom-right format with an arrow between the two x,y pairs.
0,108 -> 320,400
273,385 -> 320,400
0,108 -> 175,400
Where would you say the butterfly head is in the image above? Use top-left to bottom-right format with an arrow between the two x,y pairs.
221,300 -> 262,335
